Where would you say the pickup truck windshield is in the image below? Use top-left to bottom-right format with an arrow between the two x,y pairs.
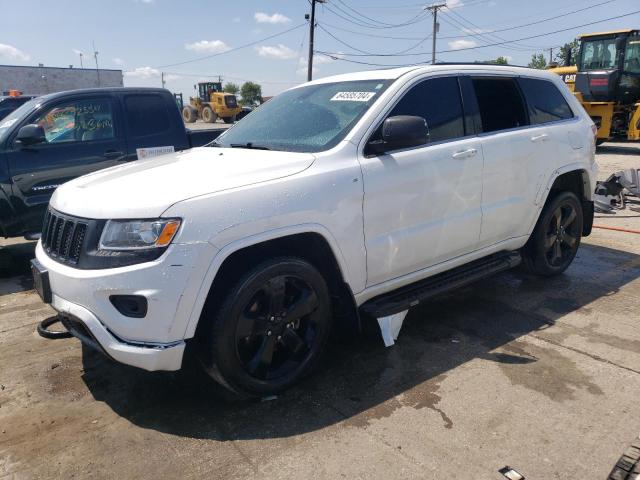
0,98 -> 39,144
213,79 -> 390,153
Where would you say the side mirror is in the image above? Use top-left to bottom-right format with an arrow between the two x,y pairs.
615,36 -> 626,51
369,115 -> 429,154
16,124 -> 46,147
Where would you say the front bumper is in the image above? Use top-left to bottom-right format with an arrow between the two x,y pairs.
53,294 -> 185,371
35,239 -> 218,371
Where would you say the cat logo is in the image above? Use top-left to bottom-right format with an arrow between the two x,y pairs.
562,74 -> 576,84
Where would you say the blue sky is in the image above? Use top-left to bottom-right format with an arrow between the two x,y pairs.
1,0 -> 638,97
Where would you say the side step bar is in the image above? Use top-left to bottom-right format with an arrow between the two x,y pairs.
360,251 -> 521,318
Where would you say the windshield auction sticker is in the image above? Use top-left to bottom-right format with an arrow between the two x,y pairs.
330,91 -> 376,102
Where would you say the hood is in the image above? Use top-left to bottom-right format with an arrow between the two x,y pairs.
51,147 -> 315,219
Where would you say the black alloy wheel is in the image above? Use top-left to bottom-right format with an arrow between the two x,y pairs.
543,202 -> 580,267
522,191 -> 583,276
199,257 -> 332,396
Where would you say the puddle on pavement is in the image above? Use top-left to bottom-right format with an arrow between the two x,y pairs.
494,340 -> 603,402
346,374 -> 452,430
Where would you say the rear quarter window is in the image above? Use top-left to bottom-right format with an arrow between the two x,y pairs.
124,94 -> 171,137
518,77 -> 574,125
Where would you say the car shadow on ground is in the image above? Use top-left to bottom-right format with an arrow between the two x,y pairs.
0,241 -> 36,296
68,242 -> 640,441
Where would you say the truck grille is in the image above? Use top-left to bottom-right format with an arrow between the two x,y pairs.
41,209 -> 88,264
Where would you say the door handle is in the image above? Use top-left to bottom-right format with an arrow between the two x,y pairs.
530,133 -> 549,143
452,148 -> 477,159
103,150 -> 124,159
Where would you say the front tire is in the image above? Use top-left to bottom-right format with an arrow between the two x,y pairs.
222,115 -> 236,124
202,106 -> 216,123
521,191 -> 583,276
198,257 -> 332,396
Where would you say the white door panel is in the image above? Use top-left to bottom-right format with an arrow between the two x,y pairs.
361,138 -> 483,286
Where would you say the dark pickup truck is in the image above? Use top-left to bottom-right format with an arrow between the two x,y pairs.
0,87 -> 222,239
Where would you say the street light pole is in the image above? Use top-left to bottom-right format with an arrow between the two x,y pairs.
425,3 -> 446,65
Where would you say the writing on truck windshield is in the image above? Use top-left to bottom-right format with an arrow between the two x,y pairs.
213,79 -> 391,153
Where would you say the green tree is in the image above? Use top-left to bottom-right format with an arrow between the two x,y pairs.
555,39 -> 579,66
494,56 -> 509,65
528,53 -> 547,69
240,81 -> 263,106
223,82 -> 239,95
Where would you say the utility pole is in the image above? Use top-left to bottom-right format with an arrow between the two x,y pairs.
425,3 -> 446,65
306,0 -> 325,82
92,41 -> 100,87
161,72 -> 166,89
545,47 -> 554,64
78,52 -> 84,69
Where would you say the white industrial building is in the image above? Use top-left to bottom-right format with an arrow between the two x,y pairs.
0,64 -> 123,96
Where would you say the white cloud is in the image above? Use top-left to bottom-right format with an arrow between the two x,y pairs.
256,44 -> 297,60
447,0 -> 464,8
124,66 -> 160,79
448,39 -> 477,50
254,12 -> 291,24
112,57 -> 124,65
184,40 -> 230,53
72,48 -> 84,56
0,43 -> 30,61
296,54 -> 339,76
124,67 -> 179,82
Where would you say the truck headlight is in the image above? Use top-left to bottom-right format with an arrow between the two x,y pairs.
99,219 -> 181,250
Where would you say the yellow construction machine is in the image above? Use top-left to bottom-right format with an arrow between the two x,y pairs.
548,29 -> 640,144
182,82 -> 242,124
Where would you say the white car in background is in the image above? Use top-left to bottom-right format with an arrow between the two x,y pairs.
32,64 -> 597,397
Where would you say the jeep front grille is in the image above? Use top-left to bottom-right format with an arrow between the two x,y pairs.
41,209 -> 88,264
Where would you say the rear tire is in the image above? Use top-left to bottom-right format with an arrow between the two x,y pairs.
223,115 -> 236,124
182,106 -> 197,123
197,257 -> 332,397
202,106 -> 216,123
521,191 -> 583,276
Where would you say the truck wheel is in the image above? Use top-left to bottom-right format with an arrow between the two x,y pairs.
182,106 -> 197,123
521,191 -> 583,276
198,257 -> 332,397
223,115 -> 236,124
202,106 -> 216,123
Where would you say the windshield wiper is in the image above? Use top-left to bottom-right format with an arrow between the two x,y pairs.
229,142 -> 271,150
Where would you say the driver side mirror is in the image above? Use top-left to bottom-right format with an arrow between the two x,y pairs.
16,124 -> 46,147
368,115 -> 429,155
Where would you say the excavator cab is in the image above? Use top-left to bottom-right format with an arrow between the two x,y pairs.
576,30 -> 640,103
198,82 -> 223,102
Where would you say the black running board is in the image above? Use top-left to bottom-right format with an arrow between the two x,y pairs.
360,251 -> 521,318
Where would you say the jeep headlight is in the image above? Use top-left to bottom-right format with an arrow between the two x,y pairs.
99,219 -> 181,250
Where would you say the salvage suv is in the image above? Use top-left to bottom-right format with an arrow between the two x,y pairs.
32,65 -> 596,396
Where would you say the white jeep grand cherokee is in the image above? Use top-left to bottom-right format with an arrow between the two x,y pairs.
33,65 -> 597,396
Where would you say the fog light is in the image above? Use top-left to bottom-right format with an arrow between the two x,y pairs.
110,295 -> 148,318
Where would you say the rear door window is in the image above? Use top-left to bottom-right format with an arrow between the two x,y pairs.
471,77 -> 528,133
373,76 -> 465,145
518,77 -> 574,124
124,94 -> 171,138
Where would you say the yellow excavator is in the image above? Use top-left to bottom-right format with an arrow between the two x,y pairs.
182,82 -> 242,124
548,29 -> 640,144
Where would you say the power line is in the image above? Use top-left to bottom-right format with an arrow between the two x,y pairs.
154,23 -> 306,69
317,9 -> 640,57
319,0 -> 617,43
317,23 -> 431,56
322,2 -> 430,30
